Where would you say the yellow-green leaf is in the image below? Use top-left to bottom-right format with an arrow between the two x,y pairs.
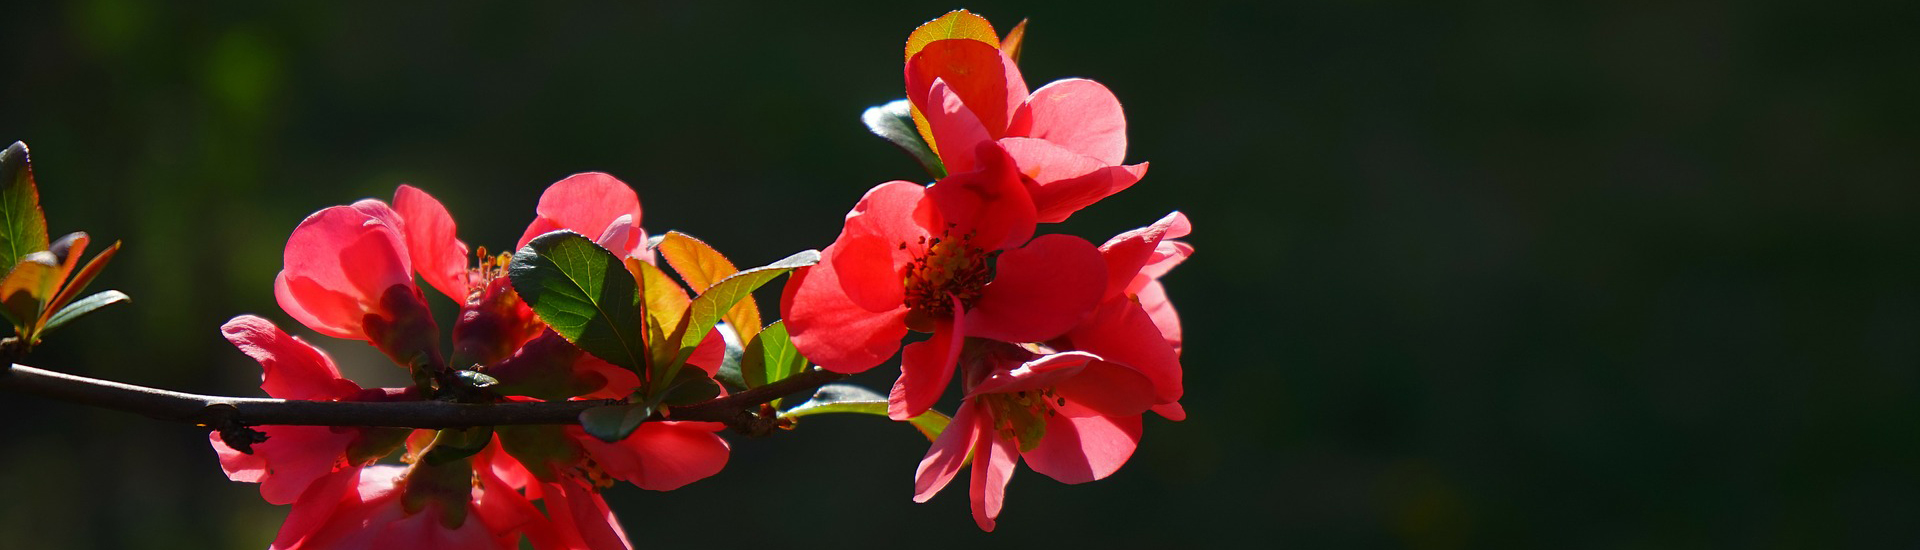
657,232 -> 762,342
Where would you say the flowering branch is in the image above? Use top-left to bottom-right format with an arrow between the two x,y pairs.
0,352 -> 847,434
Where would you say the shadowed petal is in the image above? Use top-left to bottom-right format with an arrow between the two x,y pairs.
969,426 -> 1019,532
781,251 -> 909,374
1022,408 -> 1141,485
1000,138 -> 1148,224
223,315 -> 360,400
393,185 -> 470,303
517,173 -> 643,254
578,421 -> 729,491
927,143 -> 1036,252
890,303 -> 962,420
965,234 -> 1104,343
1068,298 -> 1182,404
914,400 -> 981,502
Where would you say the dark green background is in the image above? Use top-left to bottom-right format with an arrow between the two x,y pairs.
3,1 -> 1915,547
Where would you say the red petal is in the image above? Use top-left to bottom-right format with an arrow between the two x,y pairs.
581,421 -> 730,491
538,479 -> 632,550
393,185 -> 470,303
921,79 -> 996,173
1097,211 -> 1190,300
906,38 -> 1028,140
1068,298 -> 1183,404
967,351 -> 1097,398
1134,279 -> 1183,353
965,234 -> 1104,343
209,425 -> 359,505
927,143 -> 1036,252
222,315 -> 361,400
277,203 -> 415,339
1000,138 -> 1147,224
914,400 -> 981,503
1151,402 -> 1188,421
1051,361 -> 1159,418
1007,79 -> 1129,165
1022,410 -> 1141,485
781,250 -> 909,374
889,307 -> 962,420
969,424 -> 1019,532
517,173 -> 643,254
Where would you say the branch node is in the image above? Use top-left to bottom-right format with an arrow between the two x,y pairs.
202,402 -> 269,454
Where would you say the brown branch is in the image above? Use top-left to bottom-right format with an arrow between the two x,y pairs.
0,361 -> 847,436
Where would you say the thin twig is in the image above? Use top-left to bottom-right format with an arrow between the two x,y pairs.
0,362 -> 846,435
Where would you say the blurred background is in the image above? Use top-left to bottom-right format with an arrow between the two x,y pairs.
2,0 -> 1916,547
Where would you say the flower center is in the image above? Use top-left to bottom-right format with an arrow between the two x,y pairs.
984,388 -> 1060,452
901,227 -> 995,331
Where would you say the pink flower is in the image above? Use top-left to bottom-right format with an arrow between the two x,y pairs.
209,315 -> 402,505
781,145 -> 1107,420
913,346 -> 1159,531
489,420 -> 731,550
273,186 -> 461,371
906,38 -> 1148,223
515,172 -> 648,262
1061,211 -> 1192,419
270,461 -> 550,550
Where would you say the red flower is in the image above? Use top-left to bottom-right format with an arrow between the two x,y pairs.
515,172 -> 648,262
273,187 -> 459,371
1062,211 -> 1192,419
913,346 -> 1159,531
906,38 -> 1148,223
209,315 -> 388,505
269,461 -> 550,550
782,146 -> 1107,420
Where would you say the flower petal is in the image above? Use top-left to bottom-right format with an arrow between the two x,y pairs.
889,304 -> 962,420
516,173 -> 643,254
1007,78 -> 1129,165
1134,279 -> 1183,353
999,137 -> 1148,224
927,142 -> 1036,252
913,400 -> 980,502
579,421 -> 730,491
969,424 -> 1019,532
1098,211 -> 1191,300
223,315 -> 361,400
210,425 -> 359,505
781,248 -> 909,374
277,203 -> 415,339
537,479 -> 632,550
906,38 -> 1028,141
393,185 -> 471,303
920,79 -> 996,174
1022,409 -> 1142,485
964,234 -> 1104,343
967,351 -> 1097,398
1068,298 -> 1183,404
1051,361 -> 1159,418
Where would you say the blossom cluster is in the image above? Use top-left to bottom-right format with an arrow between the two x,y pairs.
213,175 -> 730,549
206,9 -> 1188,547
780,10 -> 1191,531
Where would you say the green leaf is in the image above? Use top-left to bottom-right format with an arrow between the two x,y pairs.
741,321 -> 807,391
663,249 -> 819,381
661,368 -> 722,406
781,383 -> 953,441
579,402 -> 655,443
42,290 -> 129,334
863,99 -> 947,180
713,325 -> 747,392
420,426 -> 493,466
509,231 -> 646,371
0,142 -> 49,272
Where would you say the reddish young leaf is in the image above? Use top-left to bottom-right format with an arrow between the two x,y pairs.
40,240 -> 119,329
657,232 -> 762,342
1001,18 -> 1029,63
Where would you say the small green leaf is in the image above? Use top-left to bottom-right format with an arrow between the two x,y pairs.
863,99 -> 947,179
661,368 -> 722,406
781,383 -> 953,441
0,142 -> 49,272
579,402 -> 655,443
713,324 -> 747,392
742,321 -> 807,390
509,231 -> 646,371
41,290 -> 129,334
662,249 -> 818,383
